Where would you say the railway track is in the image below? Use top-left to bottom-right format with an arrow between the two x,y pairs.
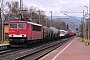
23,37 -> 74,60
0,36 -> 75,60
0,48 -> 25,55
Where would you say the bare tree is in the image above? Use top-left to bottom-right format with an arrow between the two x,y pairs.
6,1 -> 19,18
4,1 -> 67,30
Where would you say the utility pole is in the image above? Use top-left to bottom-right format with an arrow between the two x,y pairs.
38,11 -> 40,24
49,11 -> 52,27
0,7 -> 1,19
83,10 -> 85,39
84,6 -> 88,38
84,6 -> 88,14
19,0 -> 27,19
84,6 -> 89,40
88,0 -> 90,40
87,19 -> 89,41
0,8 -> 1,41
46,18 -> 48,27
89,0 -> 90,15
1,0 -> 4,42
31,12 -> 32,20
20,0 -> 23,19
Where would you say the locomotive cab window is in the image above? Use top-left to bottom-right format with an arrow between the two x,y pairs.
10,24 -> 17,28
32,25 -> 41,31
18,24 -> 26,28
60,31 -> 65,34
10,23 -> 26,28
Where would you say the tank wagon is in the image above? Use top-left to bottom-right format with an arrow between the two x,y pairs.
50,27 -> 60,38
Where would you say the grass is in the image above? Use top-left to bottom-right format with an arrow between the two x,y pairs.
82,38 -> 89,46
0,40 -> 9,44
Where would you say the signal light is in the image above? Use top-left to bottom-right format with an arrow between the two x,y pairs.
76,28 -> 78,31
0,8 -> 1,18
67,25 -> 68,29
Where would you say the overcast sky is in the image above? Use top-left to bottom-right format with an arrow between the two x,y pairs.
1,0 -> 90,17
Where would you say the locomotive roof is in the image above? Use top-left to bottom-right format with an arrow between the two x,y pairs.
60,30 -> 66,31
28,22 -> 42,26
60,30 -> 68,32
9,21 -> 42,26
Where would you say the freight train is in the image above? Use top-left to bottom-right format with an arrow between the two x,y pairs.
8,20 -> 60,46
8,19 -> 75,46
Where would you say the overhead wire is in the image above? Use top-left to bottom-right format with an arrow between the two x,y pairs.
36,0 -> 50,11
61,11 -> 82,22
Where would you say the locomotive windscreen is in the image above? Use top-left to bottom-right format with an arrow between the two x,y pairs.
60,31 -> 65,34
10,24 -> 17,28
10,23 -> 26,28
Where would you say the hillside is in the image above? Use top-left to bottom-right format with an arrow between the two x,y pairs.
47,16 -> 81,32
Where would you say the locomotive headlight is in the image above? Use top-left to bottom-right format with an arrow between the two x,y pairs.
9,35 -> 13,37
22,35 -> 26,37
9,35 -> 11,37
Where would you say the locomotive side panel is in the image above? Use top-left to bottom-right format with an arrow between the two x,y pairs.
27,23 -> 32,40
31,24 -> 43,40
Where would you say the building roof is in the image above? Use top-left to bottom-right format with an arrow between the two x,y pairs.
4,17 -> 32,25
4,17 -> 19,25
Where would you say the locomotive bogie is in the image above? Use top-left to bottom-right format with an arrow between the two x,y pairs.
9,37 -> 27,45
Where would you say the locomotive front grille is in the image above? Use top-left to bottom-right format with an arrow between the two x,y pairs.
9,37 -> 27,45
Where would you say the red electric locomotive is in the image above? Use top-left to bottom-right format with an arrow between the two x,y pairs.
8,20 -> 43,46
